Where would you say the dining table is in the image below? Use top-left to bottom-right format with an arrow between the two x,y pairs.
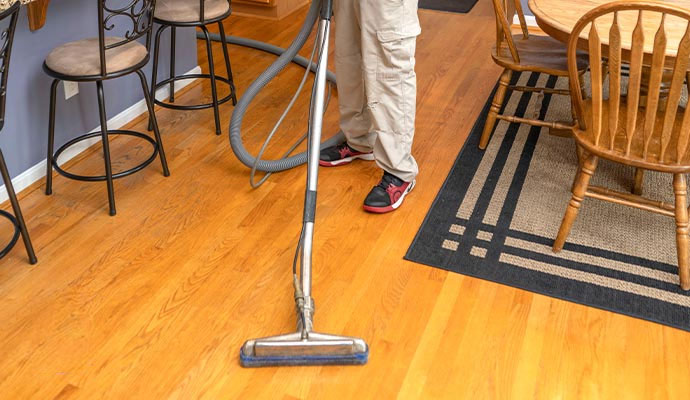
529,0 -> 690,114
529,0 -> 690,58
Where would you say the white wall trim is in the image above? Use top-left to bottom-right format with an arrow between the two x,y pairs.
513,15 -> 538,28
0,65 -> 201,204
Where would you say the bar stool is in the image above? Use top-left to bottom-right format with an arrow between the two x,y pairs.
150,0 -> 238,135
44,0 -> 170,216
0,3 -> 37,264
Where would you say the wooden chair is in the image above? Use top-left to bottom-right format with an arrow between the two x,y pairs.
554,2 -> 690,291
481,0 -> 589,149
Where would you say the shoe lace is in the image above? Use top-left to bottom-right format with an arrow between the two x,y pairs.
377,172 -> 401,190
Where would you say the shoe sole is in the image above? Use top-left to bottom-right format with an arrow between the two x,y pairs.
319,153 -> 375,167
363,180 -> 416,214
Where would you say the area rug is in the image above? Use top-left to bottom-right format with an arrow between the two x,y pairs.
406,71 -> 690,331
419,0 -> 479,14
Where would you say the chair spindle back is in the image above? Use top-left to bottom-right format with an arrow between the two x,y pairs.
568,2 -> 690,166
491,0 -> 530,64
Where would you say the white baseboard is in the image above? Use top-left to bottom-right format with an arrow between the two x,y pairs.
513,15 -> 538,28
0,65 -> 201,204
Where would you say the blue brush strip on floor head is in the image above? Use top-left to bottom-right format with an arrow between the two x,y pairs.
240,347 -> 369,367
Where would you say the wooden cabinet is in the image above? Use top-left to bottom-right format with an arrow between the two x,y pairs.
233,0 -> 309,20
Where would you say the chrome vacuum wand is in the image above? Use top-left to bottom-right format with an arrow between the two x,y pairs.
240,0 -> 369,367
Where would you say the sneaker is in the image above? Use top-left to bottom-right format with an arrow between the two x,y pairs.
363,172 -> 415,214
319,143 -> 375,167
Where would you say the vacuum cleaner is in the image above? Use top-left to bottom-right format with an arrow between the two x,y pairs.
202,0 -> 369,367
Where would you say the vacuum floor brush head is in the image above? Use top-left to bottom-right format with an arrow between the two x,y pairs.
240,332 -> 369,367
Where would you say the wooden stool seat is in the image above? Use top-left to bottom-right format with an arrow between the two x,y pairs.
45,37 -> 147,78
155,0 -> 230,23
492,34 -> 589,76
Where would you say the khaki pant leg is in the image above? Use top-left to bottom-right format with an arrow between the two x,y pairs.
333,0 -> 374,152
359,0 -> 421,182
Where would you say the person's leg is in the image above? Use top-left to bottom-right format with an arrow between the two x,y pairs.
333,0 -> 374,152
360,0 -> 420,183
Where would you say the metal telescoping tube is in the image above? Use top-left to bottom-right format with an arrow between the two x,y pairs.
200,0 -> 344,173
300,19 -> 331,308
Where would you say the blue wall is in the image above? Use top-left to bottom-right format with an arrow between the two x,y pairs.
521,0 -> 533,16
1,2 -> 198,179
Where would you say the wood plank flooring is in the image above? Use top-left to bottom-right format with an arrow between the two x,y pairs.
1,2 -> 688,398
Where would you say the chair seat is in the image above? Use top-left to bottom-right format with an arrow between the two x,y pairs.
154,0 -> 230,23
492,34 -> 589,76
575,99 -> 690,172
45,37 -> 147,77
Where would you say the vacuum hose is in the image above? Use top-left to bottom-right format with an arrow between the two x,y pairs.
201,0 -> 344,179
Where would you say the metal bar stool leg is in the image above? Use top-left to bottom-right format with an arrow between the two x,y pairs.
148,24 -> 167,132
0,149 -> 37,264
137,70 -> 170,177
169,26 -> 176,103
46,79 -> 60,195
96,81 -> 116,216
218,21 -> 237,105
200,25 -> 222,135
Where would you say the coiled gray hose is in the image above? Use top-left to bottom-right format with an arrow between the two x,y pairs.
200,0 -> 344,176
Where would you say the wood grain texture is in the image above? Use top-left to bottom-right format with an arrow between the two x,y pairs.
530,0 -> 690,60
1,2 -> 689,398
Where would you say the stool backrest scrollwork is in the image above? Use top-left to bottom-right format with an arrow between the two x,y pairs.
97,0 -> 157,77
0,3 -> 18,131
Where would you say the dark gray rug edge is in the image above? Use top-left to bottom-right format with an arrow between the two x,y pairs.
419,0 -> 480,14
404,76 -> 690,333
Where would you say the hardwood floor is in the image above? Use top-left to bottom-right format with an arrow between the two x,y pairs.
1,2 -> 688,398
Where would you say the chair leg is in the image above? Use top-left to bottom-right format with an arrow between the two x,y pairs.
633,168 -> 645,195
554,152 -> 598,252
0,149 -> 37,264
96,81 -> 116,216
218,21 -> 238,106
46,79 -> 59,195
479,69 -> 511,150
148,24 -> 167,132
169,26 -> 176,103
137,69 -> 170,177
200,25 -> 222,136
673,174 -> 690,291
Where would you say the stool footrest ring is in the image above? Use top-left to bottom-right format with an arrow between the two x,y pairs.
52,130 -> 159,182
153,73 -> 235,110
0,210 -> 20,259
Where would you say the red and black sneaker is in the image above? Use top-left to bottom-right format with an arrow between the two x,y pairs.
363,172 -> 415,214
319,143 -> 374,167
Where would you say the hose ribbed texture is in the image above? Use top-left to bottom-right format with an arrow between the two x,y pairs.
202,0 -> 343,173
